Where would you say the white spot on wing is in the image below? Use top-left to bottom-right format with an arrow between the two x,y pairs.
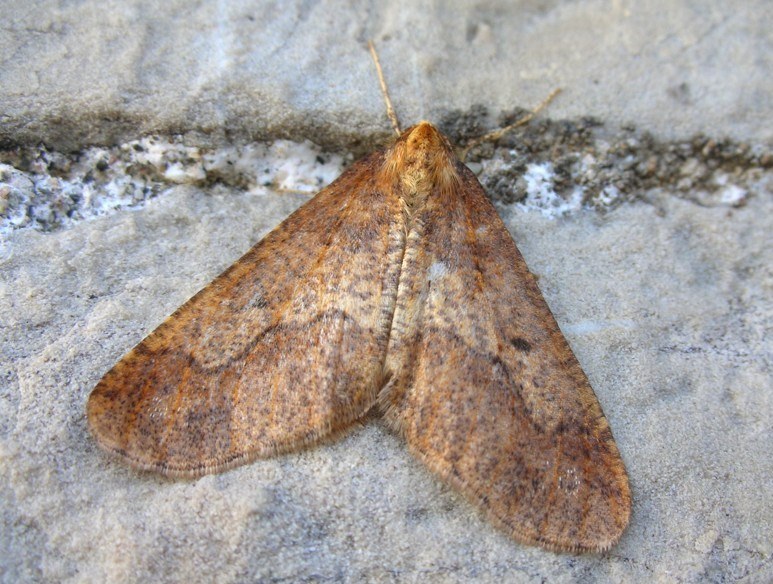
428,261 -> 448,282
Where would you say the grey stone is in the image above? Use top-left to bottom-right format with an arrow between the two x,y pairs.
2,185 -> 771,582
1,0 -> 772,151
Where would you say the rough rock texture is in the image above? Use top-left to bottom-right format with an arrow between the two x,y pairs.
1,1 -> 771,583
1,0 -> 771,151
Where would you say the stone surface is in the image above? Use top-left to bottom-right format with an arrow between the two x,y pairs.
2,186 -> 771,582
1,1 -> 772,583
1,0 -> 772,151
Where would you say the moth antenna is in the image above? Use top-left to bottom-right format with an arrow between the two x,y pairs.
368,40 -> 401,136
460,88 -> 562,161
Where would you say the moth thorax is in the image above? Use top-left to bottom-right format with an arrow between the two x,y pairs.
399,157 -> 434,208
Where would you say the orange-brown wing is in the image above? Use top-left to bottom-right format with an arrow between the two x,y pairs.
380,162 -> 631,552
88,151 -> 404,477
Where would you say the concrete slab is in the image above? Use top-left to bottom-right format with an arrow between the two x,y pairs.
1,0 -> 771,151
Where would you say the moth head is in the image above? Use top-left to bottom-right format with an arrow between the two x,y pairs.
380,121 -> 460,199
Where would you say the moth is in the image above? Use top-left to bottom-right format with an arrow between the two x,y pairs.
87,45 -> 631,553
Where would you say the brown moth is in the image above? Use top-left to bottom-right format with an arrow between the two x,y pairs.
87,47 -> 631,553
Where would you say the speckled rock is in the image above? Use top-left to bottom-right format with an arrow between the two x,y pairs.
1,0 -> 771,151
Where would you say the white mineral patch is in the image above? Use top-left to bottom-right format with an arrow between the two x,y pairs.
518,163 -> 583,218
0,139 -> 348,237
